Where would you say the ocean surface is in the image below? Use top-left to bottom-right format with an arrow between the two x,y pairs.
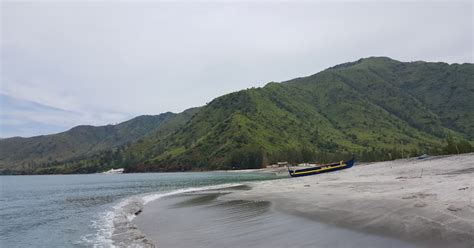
0,172 -> 281,247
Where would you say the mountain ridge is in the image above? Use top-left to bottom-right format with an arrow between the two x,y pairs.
1,57 -> 472,174
0,111 -> 192,172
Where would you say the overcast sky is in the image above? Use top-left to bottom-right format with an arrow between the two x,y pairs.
1,0 -> 472,138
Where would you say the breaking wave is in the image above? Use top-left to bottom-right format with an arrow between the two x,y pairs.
82,183 -> 244,247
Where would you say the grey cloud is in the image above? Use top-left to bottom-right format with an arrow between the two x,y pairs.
1,1 -> 472,137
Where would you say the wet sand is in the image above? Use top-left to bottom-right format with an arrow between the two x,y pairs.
133,189 -> 419,248
225,153 -> 474,247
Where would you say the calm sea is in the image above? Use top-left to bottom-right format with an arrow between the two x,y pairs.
0,172 -> 280,247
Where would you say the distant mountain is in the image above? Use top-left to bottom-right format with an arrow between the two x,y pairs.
1,57 -> 472,174
0,110 -> 199,174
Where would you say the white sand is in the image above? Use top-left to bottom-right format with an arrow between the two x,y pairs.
224,153 -> 474,247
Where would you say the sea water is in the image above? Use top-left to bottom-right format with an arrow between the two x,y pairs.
0,172 -> 280,247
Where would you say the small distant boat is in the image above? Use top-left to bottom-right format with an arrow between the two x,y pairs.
287,158 -> 355,177
102,168 -> 124,174
417,154 -> 429,160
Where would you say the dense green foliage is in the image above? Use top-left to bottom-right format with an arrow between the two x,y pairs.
1,57 -> 472,174
0,112 -> 193,174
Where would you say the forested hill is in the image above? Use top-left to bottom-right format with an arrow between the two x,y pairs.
0,110 -> 199,173
1,57 -> 473,174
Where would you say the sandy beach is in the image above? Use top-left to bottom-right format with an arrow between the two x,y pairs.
223,153 -> 474,247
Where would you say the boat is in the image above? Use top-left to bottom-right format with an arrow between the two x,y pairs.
417,154 -> 429,160
287,158 -> 355,177
102,168 -> 124,174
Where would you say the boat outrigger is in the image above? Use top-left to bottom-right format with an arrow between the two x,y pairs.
287,158 -> 355,177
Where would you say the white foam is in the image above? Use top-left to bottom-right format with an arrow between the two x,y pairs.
87,183 -> 244,247
142,183 -> 244,204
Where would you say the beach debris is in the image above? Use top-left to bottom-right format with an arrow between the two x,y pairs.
396,176 -> 409,179
402,193 -> 436,200
304,184 -> 311,187
414,202 -> 427,208
396,174 -> 424,180
417,193 -> 436,199
133,234 -> 146,240
447,206 -> 462,212
458,187 -> 469,190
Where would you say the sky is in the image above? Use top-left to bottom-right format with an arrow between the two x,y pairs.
1,0 -> 473,138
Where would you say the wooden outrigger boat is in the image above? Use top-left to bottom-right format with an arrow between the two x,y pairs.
287,158 -> 355,177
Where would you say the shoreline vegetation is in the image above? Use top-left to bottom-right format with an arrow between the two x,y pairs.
1,136 -> 472,175
1,57 -> 473,175
221,153 -> 474,248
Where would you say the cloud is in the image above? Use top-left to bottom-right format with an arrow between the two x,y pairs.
1,1 -> 472,137
0,93 -> 130,137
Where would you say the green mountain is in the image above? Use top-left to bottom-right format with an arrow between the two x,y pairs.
1,57 -> 472,174
0,110 -> 198,174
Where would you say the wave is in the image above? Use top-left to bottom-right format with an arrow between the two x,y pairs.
81,183 -> 245,248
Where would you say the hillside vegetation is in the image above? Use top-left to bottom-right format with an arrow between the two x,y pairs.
1,57 -> 472,174
0,110 -> 199,173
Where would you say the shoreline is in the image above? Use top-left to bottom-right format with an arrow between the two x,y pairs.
132,185 -> 419,248
222,153 -> 474,247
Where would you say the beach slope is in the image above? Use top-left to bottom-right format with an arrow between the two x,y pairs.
225,153 -> 474,247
